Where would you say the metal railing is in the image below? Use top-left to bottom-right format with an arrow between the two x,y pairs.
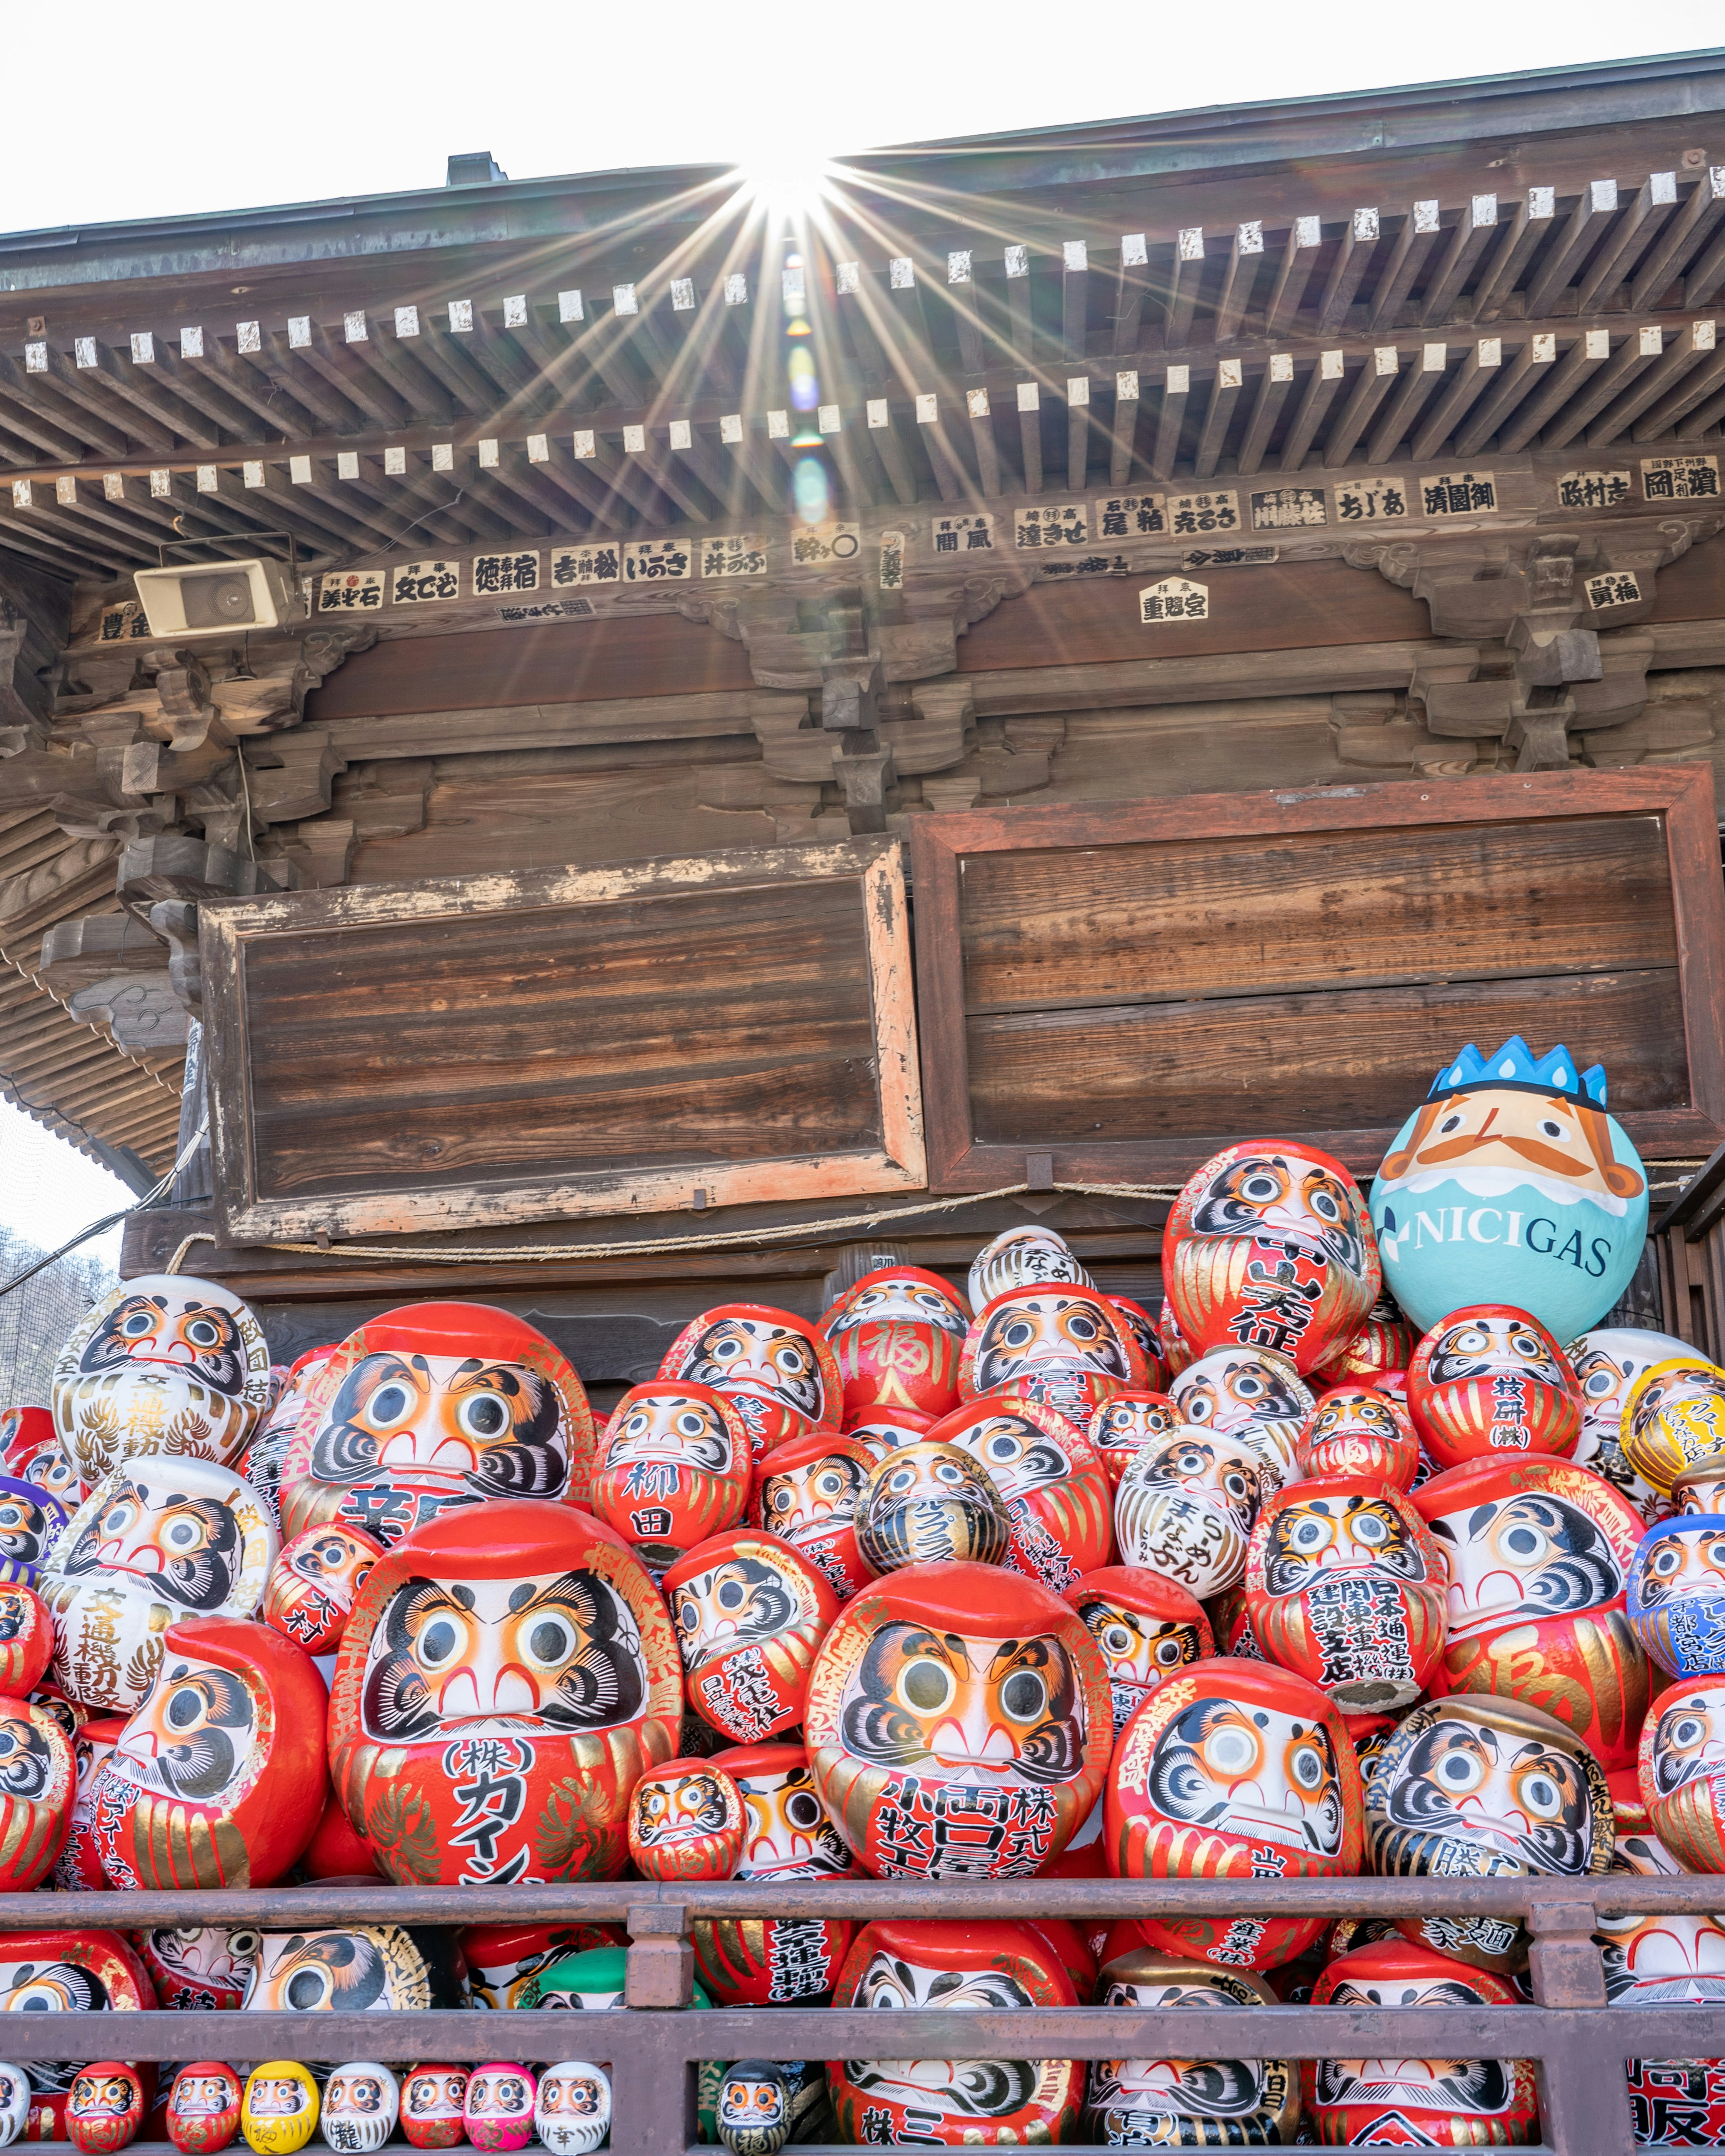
6,1876 -> 1725,2155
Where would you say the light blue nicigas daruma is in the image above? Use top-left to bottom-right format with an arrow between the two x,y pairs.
1628,1513 -> 1725,1681
1369,1036 -> 1648,1341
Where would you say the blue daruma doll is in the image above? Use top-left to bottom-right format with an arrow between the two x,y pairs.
1628,1514 -> 1725,1680
1370,1037 -> 1648,1341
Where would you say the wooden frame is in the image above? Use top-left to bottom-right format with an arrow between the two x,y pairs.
912,766 -> 1725,1191
201,838 -> 924,1241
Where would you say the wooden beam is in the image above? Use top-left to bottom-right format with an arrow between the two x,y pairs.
1634,338 -> 1725,441
1591,322 -> 1716,446
1148,366 -> 1190,478
1316,208 -> 1379,334
1367,201 -> 1442,330
1277,350 -> 1345,471
1164,228 -> 1205,349
1410,337 -> 1502,460
1632,166 -> 1725,309
257,331 -> 359,435
1495,330 -> 1613,453
1015,383 -> 1044,496
1064,377 -> 1092,491
1264,216 -> 1322,338
1112,234 -> 1149,356
1212,224 -> 1265,344
1420,195 -> 1497,325
1471,188 -> 1555,322
866,402 -> 920,507
1454,333 -> 1557,456
965,393 -> 1002,498
1004,245 -> 1036,364
1235,353 -> 1293,477
1542,327 -> 1663,450
1060,240 -> 1088,360
1367,342 -> 1446,463
1108,370 -> 1141,487
79,338 -> 218,450
16,347 -> 138,457
1577,172 -> 1678,311
0,356 -> 92,464
946,251 -> 986,376
1191,359 -> 1243,480
186,334 -> 321,438
1322,345 -> 1399,464
1526,179 -> 1620,315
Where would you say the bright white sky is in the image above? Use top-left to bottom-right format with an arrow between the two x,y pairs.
0,1101 -> 128,1273
1,5 -> 1722,234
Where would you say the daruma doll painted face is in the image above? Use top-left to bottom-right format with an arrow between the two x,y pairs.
0,1697 -> 74,1891
90,1617 -> 331,1891
827,1919 -> 1083,2147
0,1585 -> 51,1701
659,1304 -> 840,1457
1163,1142 -> 1379,1374
1641,1677 -> 1725,1871
751,1430 -> 876,1602
855,1442 -> 1012,1574
1297,1385 -> 1419,1489
1169,1347 -> 1311,1488
821,1266 -> 969,1427
282,1302 -> 596,1548
1571,1327 -> 1693,1515
1368,1695 -> 1614,1970
1085,1951 -> 1298,2147
627,1757 -> 745,1882
1305,1938 -> 1539,2145
1244,1478 -> 1446,1712
959,1286 -> 1143,1422
1106,1658 -> 1362,1970
1630,1515 -> 1725,1680
927,1396 -> 1111,1591
968,1227 -> 1092,1310
262,1524 -> 383,1657
1623,1358 -> 1725,1501
692,1741 -> 858,2002
589,1383 -> 751,1580
534,2067 -> 610,2156
67,2064 -> 145,2156
398,2072 -> 465,2152
663,1530 -> 839,1745
244,1924 -> 466,2014
463,2068 -> 535,2155
0,1480 -> 69,1592
1113,1431 -> 1271,1598
52,1275 -> 272,1486
1086,1393 -> 1183,1491
1407,1305 -> 1582,1470
328,1500 -> 680,1884
1370,1035 -> 1648,1340
1063,1568 -> 1212,1737
805,1560 -> 1111,1879
166,2064 -> 243,2156
1600,1908 -> 1725,2144
141,1928 -> 259,2014
319,2064 -> 398,2155
241,2066 -> 317,2156
1414,1455 -> 1651,1772
43,1458 -> 278,1712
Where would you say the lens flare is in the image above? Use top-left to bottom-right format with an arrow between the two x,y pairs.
792,457 -> 831,526
788,347 -> 818,412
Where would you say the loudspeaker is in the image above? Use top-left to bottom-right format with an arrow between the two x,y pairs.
133,558 -> 302,638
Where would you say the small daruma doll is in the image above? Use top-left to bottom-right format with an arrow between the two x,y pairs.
663,1530 -> 839,1744
1415,1455 -> 1651,1772
1623,1358 -> 1725,1503
658,1303 -> 841,1457
239,1347 -> 334,1533
52,1274 -> 272,1485
0,2066 -> 27,2151
241,2066 -> 317,2156
463,2068 -> 535,2155
1244,1478 -> 1447,1713
328,1500 -> 681,1884
1318,1287 -> 1416,1385
928,1396 -> 1111,1590
827,1919 -> 1084,2146
1306,1937 -> 1539,2144
1163,1141 -> 1379,1374
715,2063 -> 796,2156
166,2065 -> 243,2156
1298,1385 -> 1419,1489
91,1616 -> 330,1891
1630,1515 -> 1725,1680
1641,1677 -> 1725,1870
1087,1392 -> 1183,1490
282,1301 -> 597,1546
318,2066 -> 398,2155
1571,1327 -> 1693,1514
805,1560 -> 1111,1879
1408,1305 -> 1582,1470
66,2066 -> 145,2156
534,2067 -> 610,2156
42,1455 -> 277,1712
959,1285 -> 1143,1422
262,1524 -> 383,1657
1114,1430 -> 1272,1597
821,1266 -> 969,1426
589,1382 -> 751,1581
855,1442 -> 1012,1574
1170,1347 -> 1313,1486
1108,1659 -> 1362,1970
1085,1951 -> 1299,2145
1063,1567 -> 1213,1736
0,1584 -> 55,1697
752,1429 -> 876,1601
627,1756 -> 746,1882
1368,1695 -> 1614,1970
0,1694 -> 75,1891
398,2073 -> 465,2153
0,1480 -> 69,1592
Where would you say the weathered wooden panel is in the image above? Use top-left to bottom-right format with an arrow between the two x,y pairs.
1645,535 -> 1725,623
914,768 -> 1725,1188
955,560 -> 1432,673
203,840 -> 924,1238
306,613 -> 754,720
960,816 -> 1676,1014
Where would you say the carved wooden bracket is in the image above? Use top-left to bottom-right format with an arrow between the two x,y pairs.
677,572 -> 1015,689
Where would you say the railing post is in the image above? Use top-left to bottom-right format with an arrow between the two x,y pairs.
613,1903 -> 696,2156
1526,1900 -> 1631,2156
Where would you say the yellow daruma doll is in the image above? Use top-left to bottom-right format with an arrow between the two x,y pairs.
242,2066 -> 318,2156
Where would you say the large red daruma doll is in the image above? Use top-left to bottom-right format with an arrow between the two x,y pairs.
1106,1658 -> 1363,1970
1407,1306 -> 1582,1471
0,1694 -> 74,1890
282,1304 -> 597,1548
926,1396 -> 1112,1591
820,1268 -> 969,1427
588,1383 -> 752,1581
805,1560 -> 1111,1879
1243,1478 -> 1448,1714
328,1500 -> 680,1885
0,1927 -> 157,2138
1414,1455 -> 1651,1772
1162,1142 -> 1380,1374
958,1286 -> 1147,1423
827,1919 -> 1083,2147
658,1305 -> 841,1459
90,1617 -> 329,1890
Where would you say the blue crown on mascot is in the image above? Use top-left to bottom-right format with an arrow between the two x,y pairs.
1368,1034 -> 1648,1342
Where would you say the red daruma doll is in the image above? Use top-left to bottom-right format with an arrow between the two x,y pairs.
1106,1657 -> 1364,1969
1408,1306 -> 1582,1470
820,1268 -> 969,1427
958,1286 -> 1146,1423
627,1758 -> 746,1883
752,1431 -> 876,1602
589,1383 -> 752,1582
1162,1142 -> 1380,1375
664,1532 -> 840,1745
928,1396 -> 1112,1591
1087,1393 -> 1183,1491
1063,1568 -> 1213,1738
1297,1385 -> 1419,1490
1244,1478 -> 1448,1714
658,1305 -> 841,1459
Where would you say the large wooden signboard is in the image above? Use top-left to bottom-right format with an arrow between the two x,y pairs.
911,768 -> 1725,1190
202,839 -> 924,1239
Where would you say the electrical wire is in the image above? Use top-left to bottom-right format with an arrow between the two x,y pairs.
0,1115 -> 207,1302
